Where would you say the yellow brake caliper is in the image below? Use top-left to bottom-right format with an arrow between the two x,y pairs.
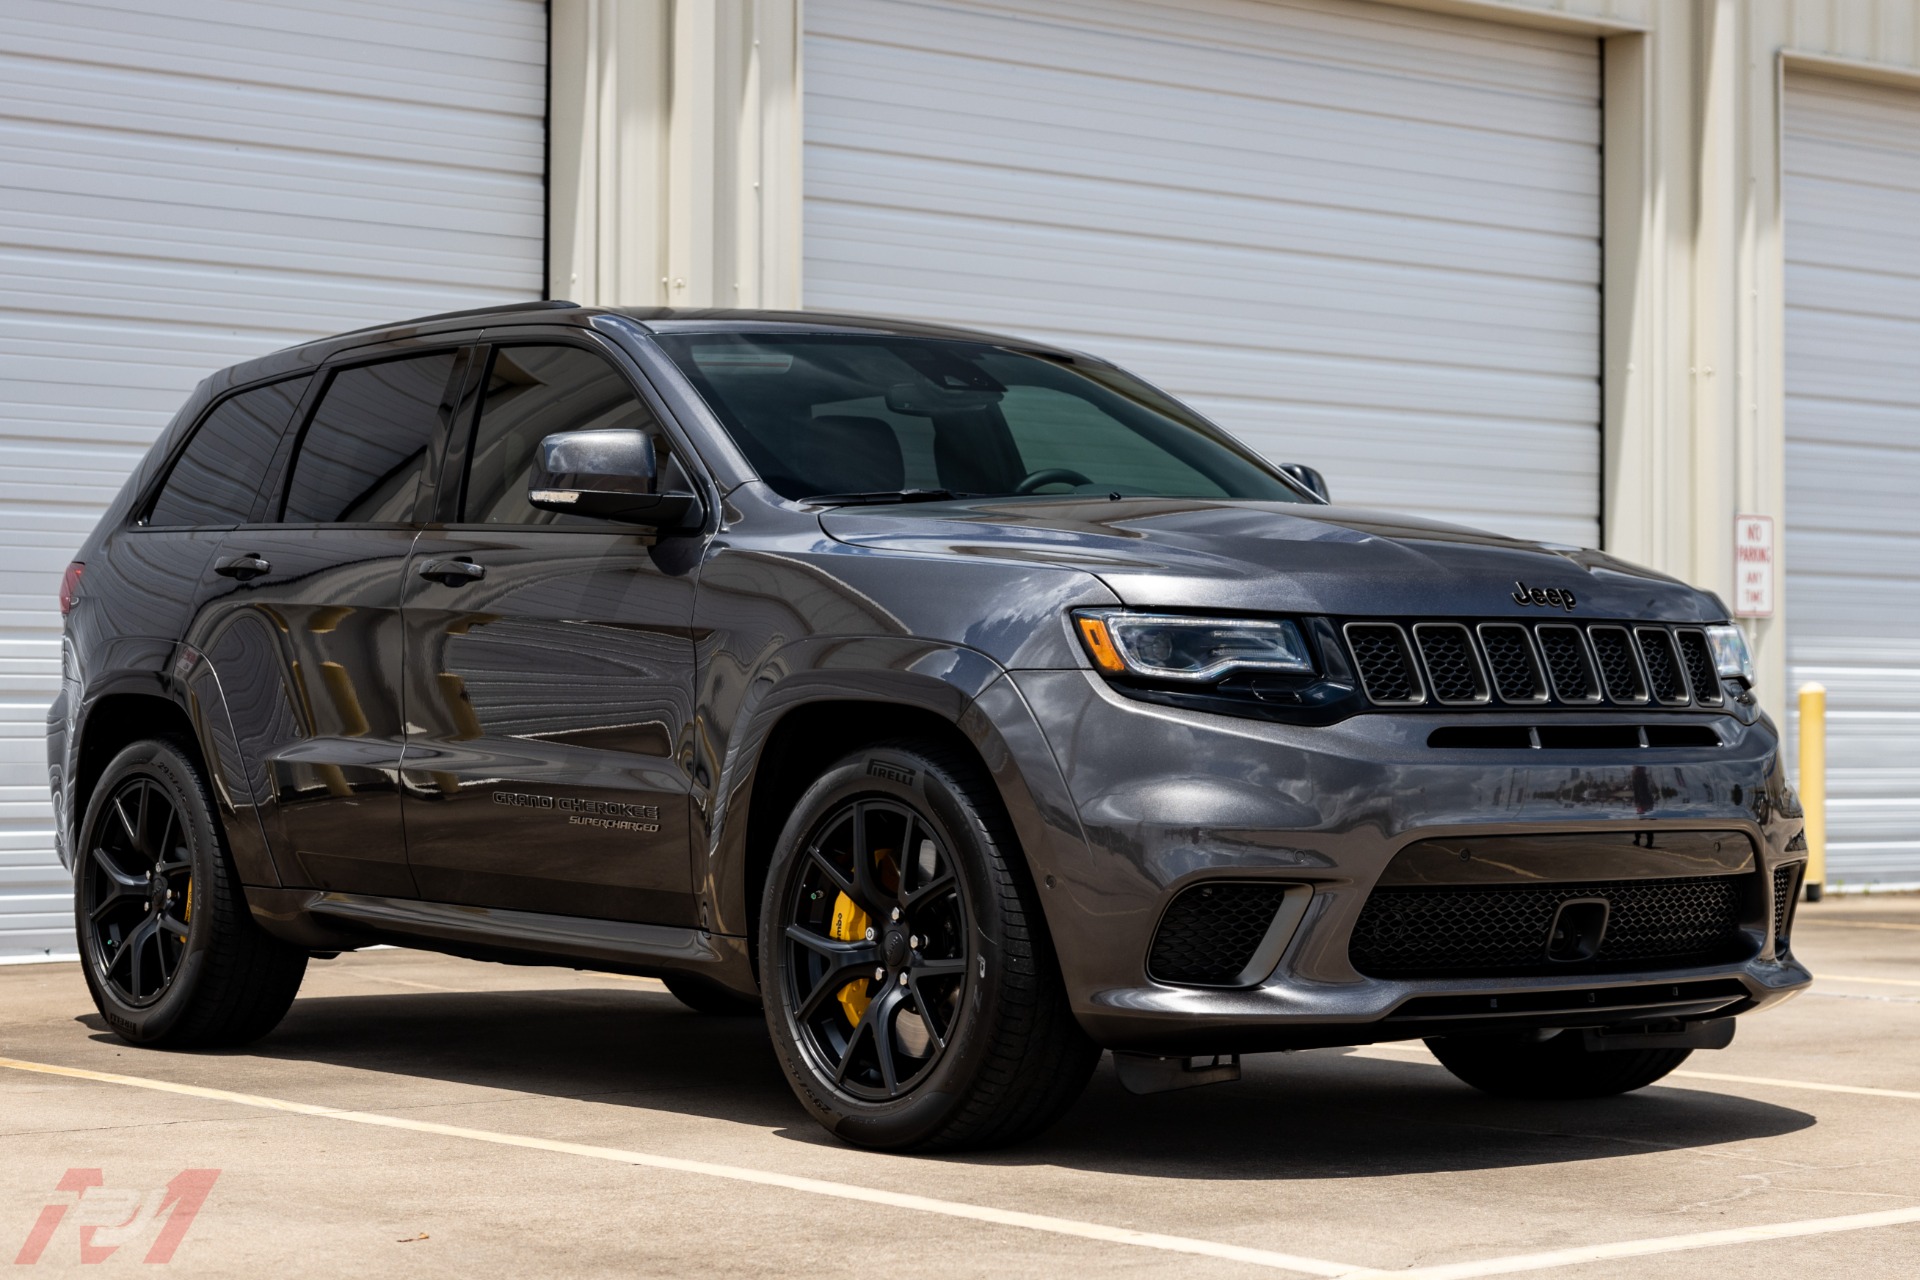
828,892 -> 871,1025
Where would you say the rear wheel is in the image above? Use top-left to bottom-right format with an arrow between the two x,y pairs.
1426,1030 -> 1691,1099
76,738 -> 307,1048
760,741 -> 1097,1151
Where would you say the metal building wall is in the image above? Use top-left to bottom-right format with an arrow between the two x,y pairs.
0,0 -> 548,958
802,0 -> 1605,548
1782,70 -> 1920,887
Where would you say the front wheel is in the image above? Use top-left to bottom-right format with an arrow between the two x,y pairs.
76,738 -> 308,1048
760,742 -> 1097,1151
1426,1030 -> 1692,1099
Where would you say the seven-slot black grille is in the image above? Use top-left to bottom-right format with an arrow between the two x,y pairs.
1339,621 -> 1732,711
1148,882 -> 1291,986
1349,875 -> 1748,977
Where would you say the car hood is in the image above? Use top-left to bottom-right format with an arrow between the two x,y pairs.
819,498 -> 1725,622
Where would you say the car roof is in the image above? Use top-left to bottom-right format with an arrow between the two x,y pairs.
217,302 -> 1085,387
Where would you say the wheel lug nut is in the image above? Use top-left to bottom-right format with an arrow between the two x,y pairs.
890,907 -> 901,922
898,972 -> 908,986
873,967 -> 885,982
864,926 -> 875,941
909,935 -> 920,949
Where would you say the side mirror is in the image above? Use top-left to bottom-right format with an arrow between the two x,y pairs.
1279,463 -> 1329,502
528,429 -> 704,530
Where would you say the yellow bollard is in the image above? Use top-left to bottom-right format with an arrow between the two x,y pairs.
1798,682 -> 1826,902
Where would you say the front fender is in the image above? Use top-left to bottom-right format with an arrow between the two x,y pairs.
699,636 -> 1004,936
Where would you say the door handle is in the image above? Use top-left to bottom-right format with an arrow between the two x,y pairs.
213,553 -> 271,580
417,559 -> 487,587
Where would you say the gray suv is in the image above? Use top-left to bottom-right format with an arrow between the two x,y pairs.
51,303 -> 1810,1150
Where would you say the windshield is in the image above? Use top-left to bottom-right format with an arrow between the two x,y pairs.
654,332 -> 1310,504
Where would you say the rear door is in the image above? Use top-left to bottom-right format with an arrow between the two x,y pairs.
398,338 -> 702,926
197,345 -> 471,899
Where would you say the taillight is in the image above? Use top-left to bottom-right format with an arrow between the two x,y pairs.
59,562 -> 84,616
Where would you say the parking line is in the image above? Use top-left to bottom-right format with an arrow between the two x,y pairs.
1820,973 -> 1920,989
1336,1207 -> 1920,1279
1670,1070 -> 1920,1101
0,1056 -> 1355,1277
1803,920 -> 1920,932
1350,1043 -> 1920,1101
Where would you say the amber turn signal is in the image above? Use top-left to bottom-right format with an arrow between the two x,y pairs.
1075,615 -> 1125,673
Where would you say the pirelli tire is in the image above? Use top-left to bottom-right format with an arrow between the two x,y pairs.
75,737 -> 308,1048
1425,1029 -> 1693,1099
760,741 -> 1098,1151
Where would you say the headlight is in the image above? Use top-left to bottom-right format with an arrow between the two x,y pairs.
1073,611 -> 1314,682
1705,624 -> 1754,684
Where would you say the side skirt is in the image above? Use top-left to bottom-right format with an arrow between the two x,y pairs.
245,887 -> 756,994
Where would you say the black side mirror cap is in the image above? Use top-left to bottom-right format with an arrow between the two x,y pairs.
528,428 -> 705,531
1279,463 -> 1330,502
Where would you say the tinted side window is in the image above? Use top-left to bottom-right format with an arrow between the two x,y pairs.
148,376 -> 312,527
282,353 -> 458,524
462,345 -> 658,525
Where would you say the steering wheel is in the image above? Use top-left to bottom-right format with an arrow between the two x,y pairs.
1013,467 -> 1095,495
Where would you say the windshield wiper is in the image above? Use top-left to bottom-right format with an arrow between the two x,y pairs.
805,488 -> 965,506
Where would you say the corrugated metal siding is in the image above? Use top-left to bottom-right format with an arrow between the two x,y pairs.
0,0 -> 547,958
1784,72 -> 1920,888
803,0 -> 1602,546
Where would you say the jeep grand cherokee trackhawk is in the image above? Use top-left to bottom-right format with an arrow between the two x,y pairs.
51,303 -> 1810,1150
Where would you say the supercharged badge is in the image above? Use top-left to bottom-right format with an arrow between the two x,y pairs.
492,791 -> 660,832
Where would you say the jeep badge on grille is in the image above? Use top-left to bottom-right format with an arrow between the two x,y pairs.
1512,581 -> 1577,611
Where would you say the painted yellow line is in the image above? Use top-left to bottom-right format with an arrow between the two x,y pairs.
1820,973 -> 1920,989
0,1056 -> 1353,1277
1351,1041 -> 1920,1101
1337,1207 -> 1920,1279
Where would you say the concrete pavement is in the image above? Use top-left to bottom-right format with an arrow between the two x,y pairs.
3,894 -> 1917,1277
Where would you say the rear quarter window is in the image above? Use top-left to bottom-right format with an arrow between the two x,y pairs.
147,376 -> 312,527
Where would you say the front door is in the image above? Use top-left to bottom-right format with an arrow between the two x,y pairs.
195,347 -> 468,899
398,341 -> 702,925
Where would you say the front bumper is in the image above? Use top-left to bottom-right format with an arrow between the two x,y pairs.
995,668 -> 1810,1053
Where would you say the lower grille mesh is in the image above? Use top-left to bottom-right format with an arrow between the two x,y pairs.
1349,875 -> 1748,977
1772,864 -> 1800,949
1149,883 -> 1290,986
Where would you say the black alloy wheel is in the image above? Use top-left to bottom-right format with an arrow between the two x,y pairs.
83,776 -> 194,1007
76,738 -> 308,1048
781,797 -> 970,1099
761,742 -> 1098,1151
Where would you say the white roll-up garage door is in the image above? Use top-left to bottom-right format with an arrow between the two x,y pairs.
1784,73 -> 1920,889
804,0 -> 1602,545
0,0 -> 548,959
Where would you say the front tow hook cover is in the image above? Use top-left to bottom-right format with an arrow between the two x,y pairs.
1546,897 -> 1610,963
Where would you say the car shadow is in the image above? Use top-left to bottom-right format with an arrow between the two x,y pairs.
80,984 -> 1816,1181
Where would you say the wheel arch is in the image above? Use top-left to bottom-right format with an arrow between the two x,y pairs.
702,660 -> 1089,984
71,667 -> 278,889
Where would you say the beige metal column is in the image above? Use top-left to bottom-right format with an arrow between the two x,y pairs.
549,0 -> 802,310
